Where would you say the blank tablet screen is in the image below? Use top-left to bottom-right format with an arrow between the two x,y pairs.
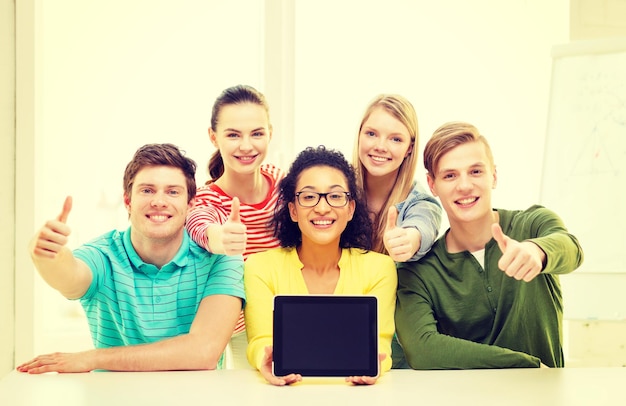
272,295 -> 378,377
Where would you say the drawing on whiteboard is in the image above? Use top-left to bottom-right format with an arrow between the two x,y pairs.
541,46 -> 626,274
569,69 -> 625,177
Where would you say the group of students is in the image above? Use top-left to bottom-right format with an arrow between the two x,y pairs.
17,85 -> 583,386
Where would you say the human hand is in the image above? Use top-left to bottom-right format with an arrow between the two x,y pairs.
345,353 -> 386,385
31,196 -> 73,259
260,346 -> 301,386
207,197 -> 247,255
383,206 -> 421,262
491,223 -> 545,282
17,350 -> 95,374
221,197 -> 247,255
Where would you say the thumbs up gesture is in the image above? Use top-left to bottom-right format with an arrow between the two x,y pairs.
383,206 -> 421,262
491,223 -> 546,282
208,197 -> 247,256
31,196 -> 73,259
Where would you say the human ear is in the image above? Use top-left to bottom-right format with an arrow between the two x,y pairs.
426,175 -> 438,197
288,201 -> 297,222
405,142 -> 414,158
209,128 -> 219,148
492,166 -> 498,189
347,199 -> 356,221
124,194 -> 131,214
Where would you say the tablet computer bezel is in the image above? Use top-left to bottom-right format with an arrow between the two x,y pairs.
272,294 -> 378,377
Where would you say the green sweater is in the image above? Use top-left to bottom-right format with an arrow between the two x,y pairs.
395,205 -> 584,369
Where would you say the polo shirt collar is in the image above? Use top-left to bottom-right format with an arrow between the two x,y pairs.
122,227 -> 190,276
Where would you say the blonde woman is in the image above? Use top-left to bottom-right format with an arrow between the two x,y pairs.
353,94 -> 442,367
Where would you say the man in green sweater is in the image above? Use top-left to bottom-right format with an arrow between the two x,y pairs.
395,121 -> 584,369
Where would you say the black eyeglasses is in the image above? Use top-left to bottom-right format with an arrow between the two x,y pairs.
295,191 -> 351,208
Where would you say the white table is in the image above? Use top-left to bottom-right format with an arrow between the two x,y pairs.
1,367 -> 625,405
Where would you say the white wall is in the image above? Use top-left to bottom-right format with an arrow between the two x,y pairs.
292,0 -> 569,211
19,0 -> 267,357
0,0 -> 16,379
18,0 -> 621,367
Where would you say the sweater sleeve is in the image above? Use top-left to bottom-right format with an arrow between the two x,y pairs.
517,205 -> 584,275
186,187 -> 229,252
243,251 -> 276,370
361,252 -> 397,373
395,264 -> 541,370
397,183 -> 443,262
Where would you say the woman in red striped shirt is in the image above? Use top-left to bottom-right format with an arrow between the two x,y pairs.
186,85 -> 284,369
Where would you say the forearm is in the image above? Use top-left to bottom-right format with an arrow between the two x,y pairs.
186,208 -> 215,252
30,245 -> 90,299
88,333 -> 225,371
399,329 -> 540,370
395,297 -> 540,369
532,232 -> 584,275
400,201 -> 442,261
244,290 -> 274,370
246,336 -> 272,371
244,258 -> 276,370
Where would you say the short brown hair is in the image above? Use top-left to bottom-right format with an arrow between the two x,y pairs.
423,121 -> 494,178
123,143 -> 197,203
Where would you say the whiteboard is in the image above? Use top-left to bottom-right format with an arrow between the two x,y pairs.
541,38 -> 626,274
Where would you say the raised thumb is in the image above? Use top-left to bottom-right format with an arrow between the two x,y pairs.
57,196 -> 73,224
229,197 -> 241,223
491,223 -> 508,252
385,206 -> 398,231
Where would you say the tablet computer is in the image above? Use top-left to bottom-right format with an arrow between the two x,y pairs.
272,294 -> 378,377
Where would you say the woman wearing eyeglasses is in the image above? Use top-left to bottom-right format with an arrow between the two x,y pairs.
243,146 -> 397,386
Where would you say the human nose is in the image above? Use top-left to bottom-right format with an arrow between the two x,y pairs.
150,191 -> 168,207
374,136 -> 387,151
239,135 -> 253,151
456,174 -> 472,191
314,195 -> 332,213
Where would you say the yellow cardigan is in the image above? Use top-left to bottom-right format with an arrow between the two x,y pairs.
244,247 -> 397,373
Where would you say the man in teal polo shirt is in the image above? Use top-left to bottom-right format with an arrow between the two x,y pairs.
18,143 -> 244,373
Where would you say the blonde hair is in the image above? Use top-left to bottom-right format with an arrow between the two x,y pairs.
352,94 -> 418,254
423,121 -> 494,179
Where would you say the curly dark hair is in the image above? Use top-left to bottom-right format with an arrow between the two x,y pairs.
271,145 -> 373,250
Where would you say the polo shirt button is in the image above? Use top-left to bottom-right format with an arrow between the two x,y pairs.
155,297 -> 161,303
487,286 -> 493,292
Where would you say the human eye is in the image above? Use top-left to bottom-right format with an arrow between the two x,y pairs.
442,173 -> 456,180
328,192 -> 345,202
167,189 -> 181,196
226,132 -> 240,139
300,192 -> 318,202
252,131 -> 265,137
471,168 -> 484,176
362,129 -> 376,137
139,187 -> 154,194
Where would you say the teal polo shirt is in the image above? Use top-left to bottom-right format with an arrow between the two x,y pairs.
74,228 -> 245,350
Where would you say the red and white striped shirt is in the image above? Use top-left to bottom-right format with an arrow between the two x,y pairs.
186,164 -> 284,334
